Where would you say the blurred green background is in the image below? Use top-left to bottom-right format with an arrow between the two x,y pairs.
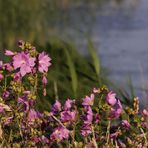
0,0 -> 108,49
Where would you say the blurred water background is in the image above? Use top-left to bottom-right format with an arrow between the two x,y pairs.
0,0 -> 147,106
48,0 -> 148,105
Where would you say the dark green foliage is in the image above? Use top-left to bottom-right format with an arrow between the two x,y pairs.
36,40 -> 110,109
0,0 -> 109,50
0,0 -> 48,49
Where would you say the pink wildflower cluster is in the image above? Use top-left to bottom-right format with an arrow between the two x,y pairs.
0,41 -> 147,147
5,45 -> 51,77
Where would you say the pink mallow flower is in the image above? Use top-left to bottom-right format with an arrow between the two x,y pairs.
51,100 -> 61,114
13,72 -> 21,81
13,52 -> 35,76
82,94 -> 94,106
27,109 -> 42,125
117,140 -> 126,148
93,88 -> 99,93
32,136 -> 50,144
2,91 -> 10,99
18,97 -> 29,112
83,106 -> 93,124
38,52 -> 51,73
109,99 -> 123,119
142,109 -> 148,116
81,106 -> 93,137
0,105 -> 4,113
50,126 -> 70,142
106,91 -> 117,106
63,99 -> 75,111
60,110 -> 76,123
141,122 -> 147,128
121,120 -> 130,130
110,131 -> 120,139
4,63 -> 13,72
95,113 -> 100,124
81,124 -> 92,137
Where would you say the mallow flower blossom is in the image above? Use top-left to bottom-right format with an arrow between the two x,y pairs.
60,110 -> 76,123
51,100 -> 61,114
63,99 -> 75,111
83,106 -> 93,124
106,91 -> 117,106
81,124 -> 92,137
2,91 -> 10,99
27,109 -> 42,125
18,97 -> 29,112
0,105 -> 4,113
13,72 -> 21,81
4,63 -> 13,72
109,99 -> 123,119
50,126 -> 70,142
81,106 -> 93,137
13,52 -> 35,76
82,94 -> 94,106
95,113 -> 100,124
142,109 -> 148,116
38,52 -> 51,73
121,120 -> 130,130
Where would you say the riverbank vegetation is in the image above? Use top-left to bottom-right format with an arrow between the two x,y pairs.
0,41 -> 147,147
0,1 -> 147,146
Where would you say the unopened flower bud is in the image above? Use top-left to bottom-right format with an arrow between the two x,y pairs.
42,76 -> 48,86
142,109 -> 148,116
0,73 -> 4,81
5,50 -> 15,56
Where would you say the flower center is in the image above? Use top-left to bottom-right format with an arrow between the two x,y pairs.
21,60 -> 25,64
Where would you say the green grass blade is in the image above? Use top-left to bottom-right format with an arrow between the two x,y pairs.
87,39 -> 101,84
64,48 -> 78,98
127,76 -> 135,99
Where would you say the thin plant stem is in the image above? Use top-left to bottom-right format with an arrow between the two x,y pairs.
54,81 -> 59,100
106,120 -> 111,147
52,115 -> 65,129
92,126 -> 98,148
8,129 -> 12,143
33,73 -> 38,95
140,128 -> 148,147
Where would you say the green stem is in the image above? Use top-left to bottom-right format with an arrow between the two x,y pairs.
106,120 -> 111,147
16,118 -> 23,141
92,126 -> 98,148
4,75 -> 7,90
8,129 -> 12,143
34,74 -> 38,94
54,81 -> 59,100
140,128 -> 148,147
52,115 -> 65,129
98,94 -> 103,108
72,124 -> 76,147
